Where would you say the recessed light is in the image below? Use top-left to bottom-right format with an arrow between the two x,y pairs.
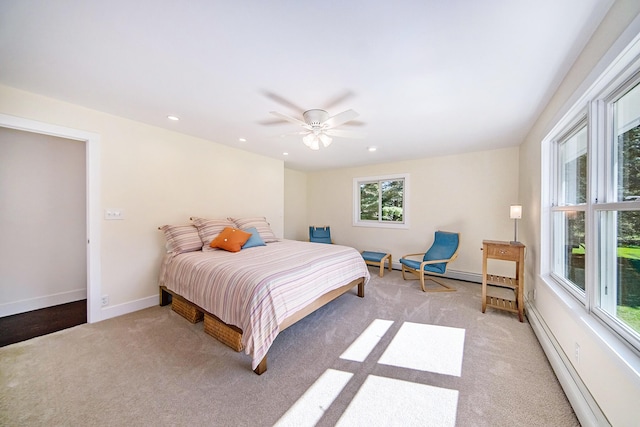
368,147 -> 377,152
239,138 -> 247,142
167,115 -> 180,121
283,152 -> 289,156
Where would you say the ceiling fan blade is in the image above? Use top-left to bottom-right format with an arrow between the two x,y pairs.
323,109 -> 359,129
258,117 -> 289,126
342,119 -> 366,127
324,129 -> 366,139
270,111 -> 311,129
323,90 -> 354,110
273,129 -> 311,138
262,91 -> 305,113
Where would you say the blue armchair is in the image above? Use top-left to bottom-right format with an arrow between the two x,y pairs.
399,231 -> 460,292
309,226 -> 333,244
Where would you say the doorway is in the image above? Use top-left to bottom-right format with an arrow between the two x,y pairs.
0,127 -> 86,343
0,113 -> 101,324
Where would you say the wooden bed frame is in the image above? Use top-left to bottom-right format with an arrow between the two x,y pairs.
159,277 -> 365,375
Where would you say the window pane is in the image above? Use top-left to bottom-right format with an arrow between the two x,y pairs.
360,182 -> 379,220
558,126 -> 588,205
355,174 -> 409,228
380,180 -> 403,222
614,83 -> 640,201
553,210 -> 586,291
598,210 -> 640,336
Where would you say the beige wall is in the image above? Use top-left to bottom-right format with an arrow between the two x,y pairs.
0,85 -> 284,318
305,147 -> 520,278
283,168 -> 308,240
519,1 -> 640,426
0,128 -> 86,315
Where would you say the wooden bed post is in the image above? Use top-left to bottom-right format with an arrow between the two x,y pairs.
254,356 -> 267,375
358,280 -> 365,298
159,286 -> 172,306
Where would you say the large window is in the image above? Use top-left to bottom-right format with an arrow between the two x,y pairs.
548,69 -> 640,350
552,122 -> 588,293
596,81 -> 640,341
353,174 -> 409,228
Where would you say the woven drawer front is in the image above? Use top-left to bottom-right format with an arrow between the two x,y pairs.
204,313 -> 244,352
171,295 -> 204,323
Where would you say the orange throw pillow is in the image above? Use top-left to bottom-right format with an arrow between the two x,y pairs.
209,227 -> 252,252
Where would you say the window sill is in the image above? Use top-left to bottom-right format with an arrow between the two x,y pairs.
352,221 -> 409,229
540,273 -> 640,375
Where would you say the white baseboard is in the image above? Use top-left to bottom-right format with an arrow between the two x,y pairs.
99,294 -> 158,322
444,269 -> 482,283
389,262 -> 482,284
0,289 -> 87,317
525,299 -> 610,427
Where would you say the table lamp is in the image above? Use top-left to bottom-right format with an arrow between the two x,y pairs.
510,205 -> 522,244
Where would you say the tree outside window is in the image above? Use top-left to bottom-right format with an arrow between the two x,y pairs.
549,77 -> 640,349
354,174 -> 409,228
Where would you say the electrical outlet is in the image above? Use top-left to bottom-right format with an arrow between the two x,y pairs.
533,289 -> 537,300
104,209 -> 125,220
574,342 -> 580,364
101,295 -> 109,307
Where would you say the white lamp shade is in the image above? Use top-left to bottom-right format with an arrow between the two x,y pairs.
302,133 -> 315,147
319,133 -> 333,148
510,205 -> 522,219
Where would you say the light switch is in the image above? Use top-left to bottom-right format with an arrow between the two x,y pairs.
104,209 -> 125,220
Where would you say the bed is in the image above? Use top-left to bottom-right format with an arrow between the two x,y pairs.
158,219 -> 370,374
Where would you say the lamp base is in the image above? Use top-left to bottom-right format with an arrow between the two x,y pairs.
512,219 -> 519,246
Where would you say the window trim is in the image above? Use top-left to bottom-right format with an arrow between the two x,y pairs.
542,31 -> 640,355
549,116 -> 589,303
352,173 -> 410,229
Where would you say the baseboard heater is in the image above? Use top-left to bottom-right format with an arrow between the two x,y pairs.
525,299 -> 611,427
389,263 -> 482,284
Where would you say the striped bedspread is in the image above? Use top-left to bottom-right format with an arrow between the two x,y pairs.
159,239 -> 370,369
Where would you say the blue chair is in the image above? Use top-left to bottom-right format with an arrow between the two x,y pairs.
399,231 -> 460,292
309,226 -> 333,244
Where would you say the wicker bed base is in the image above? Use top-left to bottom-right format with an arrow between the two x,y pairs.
159,277 -> 365,375
171,294 -> 204,323
204,313 -> 244,352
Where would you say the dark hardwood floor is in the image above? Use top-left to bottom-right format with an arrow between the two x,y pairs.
0,300 -> 86,347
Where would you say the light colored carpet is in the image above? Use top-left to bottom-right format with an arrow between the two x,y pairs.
0,269 -> 579,426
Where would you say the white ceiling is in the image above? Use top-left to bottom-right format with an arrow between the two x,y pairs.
0,0 -> 613,171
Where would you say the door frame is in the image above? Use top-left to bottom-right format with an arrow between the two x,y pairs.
0,113 -> 101,323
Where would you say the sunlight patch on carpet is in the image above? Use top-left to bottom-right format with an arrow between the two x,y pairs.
273,369 -> 353,427
339,318 -> 394,362
335,375 -> 458,427
378,322 -> 465,376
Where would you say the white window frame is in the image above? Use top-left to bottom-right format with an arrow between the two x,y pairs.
592,73 -> 640,347
353,173 -> 410,229
542,34 -> 640,354
549,116 -> 589,303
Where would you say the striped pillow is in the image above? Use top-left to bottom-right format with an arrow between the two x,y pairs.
229,217 -> 278,243
191,217 -> 237,251
160,224 -> 203,254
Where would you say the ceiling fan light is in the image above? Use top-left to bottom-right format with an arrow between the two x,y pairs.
319,133 -> 333,148
310,139 -> 320,150
302,133 -> 316,147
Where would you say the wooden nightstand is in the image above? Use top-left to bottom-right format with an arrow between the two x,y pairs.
481,240 -> 525,322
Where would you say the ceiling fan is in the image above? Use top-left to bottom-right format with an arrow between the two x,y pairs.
269,108 -> 364,150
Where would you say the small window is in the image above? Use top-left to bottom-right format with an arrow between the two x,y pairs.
353,174 -> 409,228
